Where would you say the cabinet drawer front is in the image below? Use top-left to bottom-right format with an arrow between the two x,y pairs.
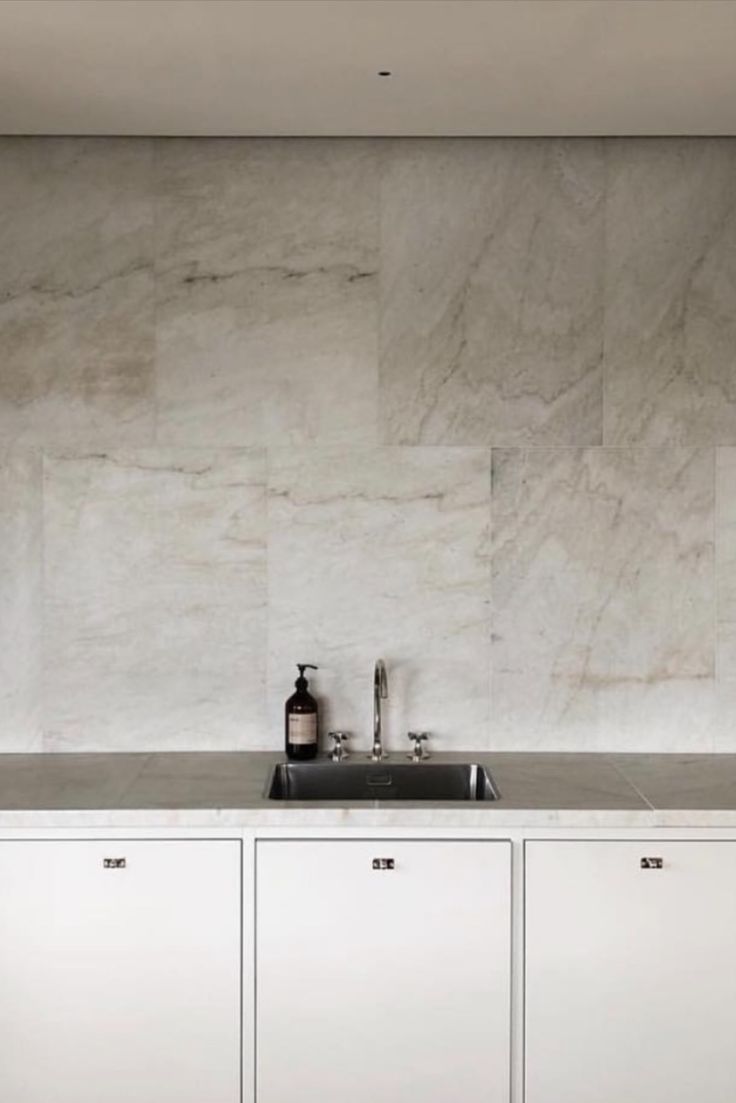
525,841 -> 736,1103
256,839 -> 511,1103
0,840 -> 242,1103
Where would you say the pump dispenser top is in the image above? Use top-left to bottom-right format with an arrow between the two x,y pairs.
295,663 -> 317,690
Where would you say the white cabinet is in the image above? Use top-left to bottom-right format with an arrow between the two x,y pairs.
256,839 -> 511,1103
525,841 -> 736,1103
0,839 -> 241,1103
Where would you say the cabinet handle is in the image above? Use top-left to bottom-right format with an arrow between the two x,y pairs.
372,858 -> 395,870
640,857 -> 663,870
103,858 -> 127,869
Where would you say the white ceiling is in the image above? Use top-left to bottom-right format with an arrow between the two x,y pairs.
0,0 -> 735,136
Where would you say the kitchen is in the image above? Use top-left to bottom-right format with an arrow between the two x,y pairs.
1,2 -> 735,1101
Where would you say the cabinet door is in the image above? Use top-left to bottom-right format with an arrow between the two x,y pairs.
525,841 -> 736,1103
0,840 -> 241,1103
256,839 -> 511,1103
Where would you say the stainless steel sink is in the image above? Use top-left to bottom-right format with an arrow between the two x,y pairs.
266,761 -> 499,802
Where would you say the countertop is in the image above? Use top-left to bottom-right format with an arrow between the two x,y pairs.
1,751 -> 736,828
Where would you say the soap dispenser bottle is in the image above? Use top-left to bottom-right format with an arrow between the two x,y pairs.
285,664 -> 319,760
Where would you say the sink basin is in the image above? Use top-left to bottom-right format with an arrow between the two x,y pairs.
266,761 -> 499,802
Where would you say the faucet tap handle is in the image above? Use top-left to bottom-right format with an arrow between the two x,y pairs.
407,732 -> 430,762
327,731 -> 350,762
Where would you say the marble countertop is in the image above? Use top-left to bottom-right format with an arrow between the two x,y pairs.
0,751 -> 735,828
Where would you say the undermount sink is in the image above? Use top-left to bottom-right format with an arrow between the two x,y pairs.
266,761 -> 499,802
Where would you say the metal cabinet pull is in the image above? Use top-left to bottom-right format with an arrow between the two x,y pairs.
372,858 -> 395,870
103,858 -> 127,869
640,857 -> 663,870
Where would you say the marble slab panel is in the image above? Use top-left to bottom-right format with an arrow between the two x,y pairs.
485,753 -> 650,810
380,139 -> 604,446
123,751 -> 271,809
615,754 -> 736,810
43,449 -> 267,751
267,446 -> 492,751
716,624 -> 736,752
0,753 -> 148,809
154,139 -> 378,447
604,138 -> 736,445
0,449 -> 42,749
717,448 -> 736,624
491,447 -> 715,751
716,449 -> 736,749
0,138 -> 155,446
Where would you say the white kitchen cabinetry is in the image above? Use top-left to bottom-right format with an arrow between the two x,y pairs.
256,839 -> 511,1103
0,839 -> 241,1103
525,840 -> 736,1103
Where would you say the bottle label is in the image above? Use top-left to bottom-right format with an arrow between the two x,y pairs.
288,713 -> 317,745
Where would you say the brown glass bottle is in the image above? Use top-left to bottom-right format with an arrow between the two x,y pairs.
285,664 -> 319,760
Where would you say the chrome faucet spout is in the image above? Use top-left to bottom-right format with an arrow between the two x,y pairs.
370,659 -> 389,761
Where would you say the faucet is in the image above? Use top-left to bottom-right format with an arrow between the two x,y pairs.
369,659 -> 389,761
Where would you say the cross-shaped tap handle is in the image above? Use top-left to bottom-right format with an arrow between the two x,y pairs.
407,732 -> 431,761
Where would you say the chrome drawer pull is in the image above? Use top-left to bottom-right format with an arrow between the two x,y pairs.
372,858 -> 395,870
103,858 -> 127,869
640,857 -> 663,870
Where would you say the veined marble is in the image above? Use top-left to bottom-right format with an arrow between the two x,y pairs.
380,139 -> 604,446
43,449 -> 267,751
717,449 -> 736,625
267,446 -> 491,751
615,754 -> 736,810
716,449 -> 736,750
491,448 -> 715,751
0,139 -> 155,446
154,139 -> 379,447
0,449 -> 42,749
604,139 -> 736,446
0,137 -> 734,758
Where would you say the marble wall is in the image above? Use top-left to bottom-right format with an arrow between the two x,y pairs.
0,137 -> 734,753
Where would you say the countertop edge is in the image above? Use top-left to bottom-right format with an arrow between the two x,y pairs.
1,807 -> 736,830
